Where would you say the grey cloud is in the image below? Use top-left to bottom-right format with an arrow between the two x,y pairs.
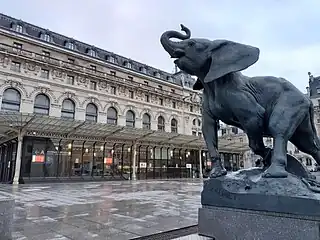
1,0 -> 320,91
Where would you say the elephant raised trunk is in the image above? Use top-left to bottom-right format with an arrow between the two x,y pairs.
160,24 -> 191,58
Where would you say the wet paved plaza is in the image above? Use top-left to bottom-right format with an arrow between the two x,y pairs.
0,179 -> 206,240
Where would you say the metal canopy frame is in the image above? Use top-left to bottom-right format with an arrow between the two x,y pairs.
0,112 -> 249,151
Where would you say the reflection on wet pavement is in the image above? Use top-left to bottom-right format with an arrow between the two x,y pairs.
0,179 -> 203,239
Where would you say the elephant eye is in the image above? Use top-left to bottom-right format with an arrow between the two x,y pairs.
188,41 -> 195,47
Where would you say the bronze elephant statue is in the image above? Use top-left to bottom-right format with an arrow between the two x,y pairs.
160,24 -> 320,179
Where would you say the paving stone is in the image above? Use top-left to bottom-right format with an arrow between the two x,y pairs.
0,179 -> 202,239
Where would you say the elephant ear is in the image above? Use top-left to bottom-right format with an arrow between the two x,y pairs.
193,78 -> 203,90
204,40 -> 260,83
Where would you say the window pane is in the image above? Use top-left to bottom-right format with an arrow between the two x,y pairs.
62,99 -> 75,111
3,88 -> 21,102
107,107 -> 117,125
86,103 -> 97,115
126,110 -> 135,128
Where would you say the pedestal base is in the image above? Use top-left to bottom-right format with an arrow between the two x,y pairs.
198,206 -> 320,240
0,199 -> 14,240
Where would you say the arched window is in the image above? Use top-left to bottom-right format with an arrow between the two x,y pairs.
34,94 -> 50,115
142,113 -> 151,129
85,103 -> 97,122
192,119 -> 196,126
126,110 -> 135,128
107,107 -> 117,125
61,99 -> 75,119
171,118 -> 178,133
1,88 -> 21,112
157,116 -> 165,131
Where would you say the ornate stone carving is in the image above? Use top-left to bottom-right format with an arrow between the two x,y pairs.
98,80 -> 107,89
25,62 -> 36,72
28,86 -> 57,103
52,69 -> 63,79
76,76 -> 88,87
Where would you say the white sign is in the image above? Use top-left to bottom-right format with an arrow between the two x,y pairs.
140,162 -> 146,168
186,164 -> 192,169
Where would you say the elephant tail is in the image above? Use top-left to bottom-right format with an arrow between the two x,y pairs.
309,101 -> 320,150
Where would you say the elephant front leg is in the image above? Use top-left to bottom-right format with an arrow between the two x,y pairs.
202,111 -> 227,178
262,136 -> 288,178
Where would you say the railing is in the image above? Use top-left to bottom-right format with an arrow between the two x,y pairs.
0,42 -> 199,104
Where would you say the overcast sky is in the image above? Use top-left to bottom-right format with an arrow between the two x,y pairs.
1,0 -> 320,92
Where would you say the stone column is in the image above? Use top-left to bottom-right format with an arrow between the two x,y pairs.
199,149 -> 203,179
13,131 -> 23,185
132,142 -> 137,180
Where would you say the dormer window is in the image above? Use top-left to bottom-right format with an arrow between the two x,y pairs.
40,33 -> 51,42
125,61 -> 132,68
108,56 -> 115,63
154,72 -> 161,78
140,67 -> 147,74
167,76 -> 173,82
14,24 -> 23,33
88,49 -> 97,57
65,42 -> 75,50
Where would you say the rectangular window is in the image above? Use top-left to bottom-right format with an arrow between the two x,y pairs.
144,81 -> 148,85
111,86 -> 116,95
159,98 -> 163,105
221,129 -> 227,136
110,71 -> 116,76
317,88 -> 320,94
90,65 -> 96,72
171,89 -> 175,93
172,101 -> 176,109
145,94 -> 149,102
89,81 -> 97,90
42,51 -> 50,57
232,127 -> 238,134
13,42 -> 22,52
158,85 -> 163,90
10,61 -> 21,72
66,75 -> 74,85
68,58 -> 75,64
190,105 -> 193,112
128,76 -> 133,81
40,69 -> 49,79
129,90 -> 134,99
192,131 -> 197,136
198,132 -> 202,138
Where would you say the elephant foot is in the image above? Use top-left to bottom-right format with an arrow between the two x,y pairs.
209,159 -> 227,178
262,163 -> 288,178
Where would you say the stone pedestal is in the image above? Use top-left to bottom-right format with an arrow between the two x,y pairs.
198,168 -> 320,239
198,206 -> 320,240
0,199 -> 14,240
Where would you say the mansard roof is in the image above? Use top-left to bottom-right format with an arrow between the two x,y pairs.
0,13 -> 186,87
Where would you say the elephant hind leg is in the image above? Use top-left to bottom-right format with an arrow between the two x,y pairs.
264,99 -> 310,178
290,113 -> 320,165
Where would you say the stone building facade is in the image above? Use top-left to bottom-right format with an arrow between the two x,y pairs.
0,13 -> 248,184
